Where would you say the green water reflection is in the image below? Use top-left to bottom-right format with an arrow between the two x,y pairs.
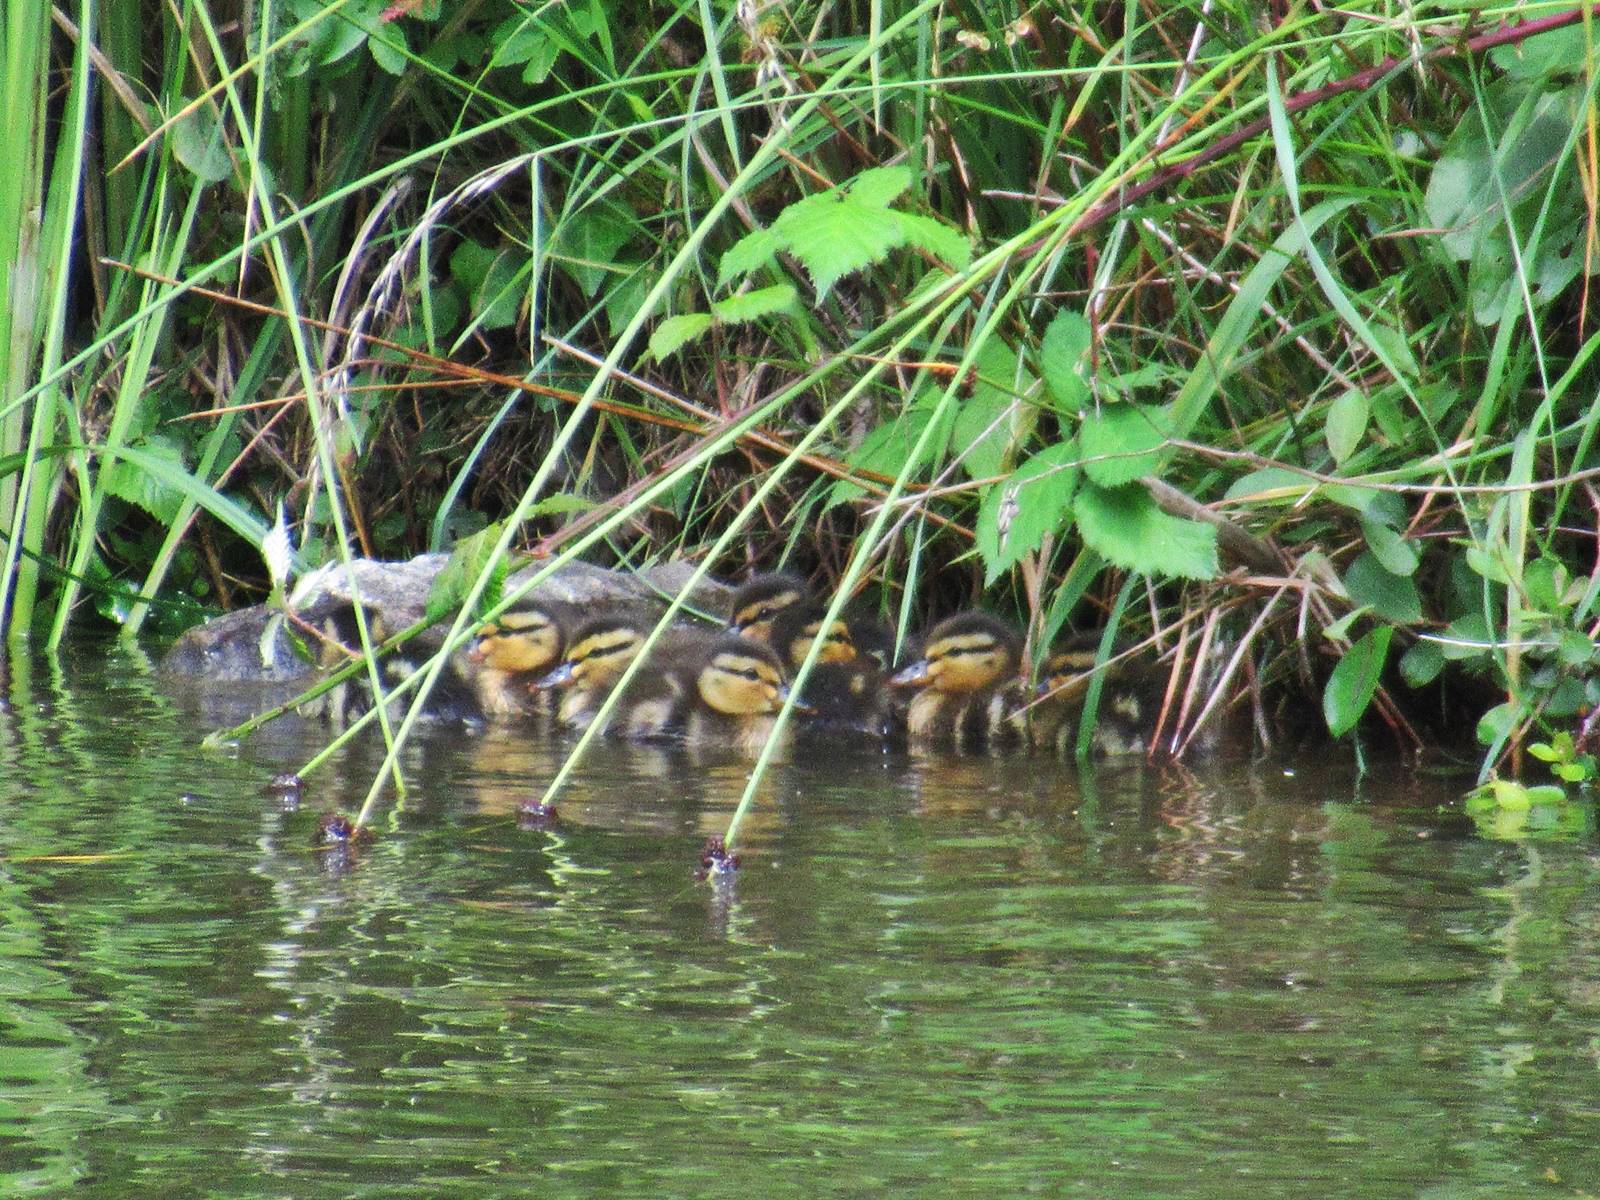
1,641 -> 1597,1197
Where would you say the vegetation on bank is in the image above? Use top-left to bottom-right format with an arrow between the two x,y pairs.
5,1 -> 1600,798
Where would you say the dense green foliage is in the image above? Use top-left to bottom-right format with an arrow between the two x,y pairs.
6,2 -> 1600,789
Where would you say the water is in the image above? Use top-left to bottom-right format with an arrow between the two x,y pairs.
2,640 -> 1598,1197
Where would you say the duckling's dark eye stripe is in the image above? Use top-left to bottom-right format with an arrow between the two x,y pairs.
935,640 -> 1001,660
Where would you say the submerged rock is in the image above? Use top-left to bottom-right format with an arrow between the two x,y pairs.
160,554 -> 732,682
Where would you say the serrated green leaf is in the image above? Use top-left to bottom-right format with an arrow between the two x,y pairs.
711,284 -> 798,323
1325,389 -> 1368,464
426,521 -> 508,623
1038,311 -> 1091,411
100,437 -> 195,525
774,196 -> 902,298
892,211 -> 972,270
1323,625 -> 1393,736
369,23 -> 408,74
1079,404 -> 1169,486
717,169 -> 965,299
846,165 -> 913,208
717,227 -> 783,288
1072,483 -> 1217,580
976,441 -> 1079,584
647,313 -> 713,360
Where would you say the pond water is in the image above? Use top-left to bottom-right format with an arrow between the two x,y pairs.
2,639 -> 1599,1197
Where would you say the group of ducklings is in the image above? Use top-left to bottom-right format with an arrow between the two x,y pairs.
441,574 -> 1141,757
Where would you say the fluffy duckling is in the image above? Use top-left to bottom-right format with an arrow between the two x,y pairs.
608,635 -> 797,754
532,616 -> 711,733
727,573 -> 812,645
678,636 -> 801,755
888,611 -> 1030,751
1026,640 -> 1102,753
769,606 -> 891,738
458,605 -> 566,720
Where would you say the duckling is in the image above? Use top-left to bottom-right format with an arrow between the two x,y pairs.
533,616 -> 708,733
769,606 -> 892,738
727,573 -> 812,645
457,605 -> 567,720
609,635 -> 798,755
678,636 -> 801,755
1026,640 -> 1103,754
887,611 -> 1030,751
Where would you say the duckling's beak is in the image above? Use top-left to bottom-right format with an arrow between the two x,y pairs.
1035,678 -> 1053,699
533,661 -> 575,690
889,659 -> 932,688
776,683 -> 816,716
465,642 -> 487,665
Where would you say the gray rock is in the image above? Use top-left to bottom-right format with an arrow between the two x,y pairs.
160,553 -> 733,681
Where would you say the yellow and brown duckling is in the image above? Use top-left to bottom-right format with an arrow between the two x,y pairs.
600,634 -> 800,754
888,611 -> 1031,750
458,605 -> 567,720
727,573 -> 813,645
1025,639 -> 1102,753
768,605 -> 891,738
677,635 -> 803,755
531,615 -> 711,733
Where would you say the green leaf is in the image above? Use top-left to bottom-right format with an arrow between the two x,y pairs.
1556,629 -> 1595,667
1323,625 -> 1393,737
1523,555 -> 1568,612
1464,543 -> 1513,585
554,209 -> 637,298
716,168 -> 968,299
1344,552 -> 1423,624
369,22 -> 408,74
1079,403 -> 1168,487
450,241 -> 521,329
100,436 -> 192,525
976,441 -> 1080,584
954,338 -> 1036,480
1475,700 -> 1519,746
171,105 -> 232,183
1072,483 -> 1218,580
1399,639 -> 1444,688
717,227 -> 783,287
647,313 -> 713,361
711,284 -> 798,323
1324,389 -> 1368,465
845,165 -> 913,208
1038,311 -> 1091,411
1224,466 -> 1311,504
426,521 -> 508,623
1358,516 -> 1419,577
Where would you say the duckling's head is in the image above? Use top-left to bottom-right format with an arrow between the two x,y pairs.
465,607 -> 564,675
1036,642 -> 1100,706
889,611 -> 1022,694
728,574 -> 810,645
770,606 -> 857,670
696,637 -> 793,716
534,616 -> 645,690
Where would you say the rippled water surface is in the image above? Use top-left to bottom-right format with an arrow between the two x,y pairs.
3,640 -> 1599,1197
